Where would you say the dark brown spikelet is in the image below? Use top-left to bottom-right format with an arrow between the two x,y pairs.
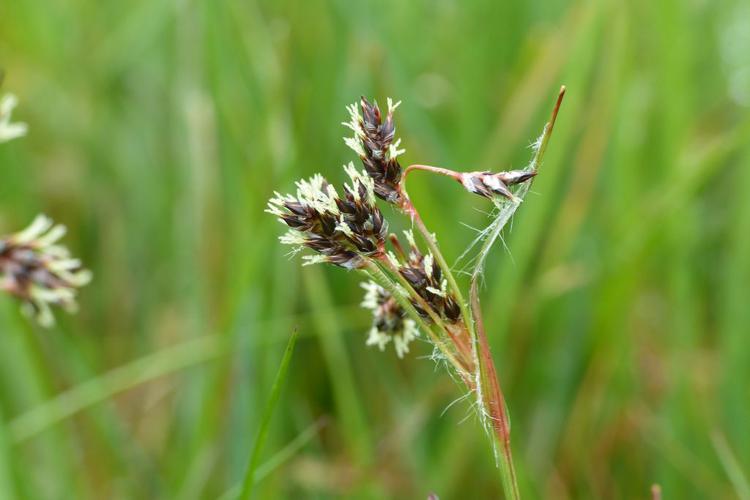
395,230 -> 462,323
343,97 -> 405,204
267,164 -> 387,269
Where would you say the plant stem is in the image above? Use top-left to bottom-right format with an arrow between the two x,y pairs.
397,177 -> 514,496
403,164 -> 463,183
471,280 -> 519,499
399,164 -> 478,349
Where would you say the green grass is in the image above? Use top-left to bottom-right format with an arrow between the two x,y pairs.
1,0 -> 749,497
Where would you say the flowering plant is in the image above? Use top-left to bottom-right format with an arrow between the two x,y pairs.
268,88 -> 566,498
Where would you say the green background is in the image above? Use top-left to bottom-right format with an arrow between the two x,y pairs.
1,0 -> 749,497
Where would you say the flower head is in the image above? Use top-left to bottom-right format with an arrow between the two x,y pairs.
361,280 -> 419,358
267,163 -> 387,269
0,93 -> 28,144
0,215 -> 92,327
459,169 -> 537,203
397,230 -> 462,323
343,97 -> 405,204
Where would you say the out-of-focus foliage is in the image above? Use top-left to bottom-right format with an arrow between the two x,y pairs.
1,0 -> 749,497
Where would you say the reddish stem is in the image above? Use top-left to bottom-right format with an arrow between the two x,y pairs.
403,164 -> 464,184
470,279 -> 519,497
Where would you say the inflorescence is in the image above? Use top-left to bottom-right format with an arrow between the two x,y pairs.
269,95 -> 542,357
267,88 -> 565,497
459,169 -> 537,203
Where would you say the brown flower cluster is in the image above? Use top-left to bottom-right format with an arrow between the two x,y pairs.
267,163 -> 387,269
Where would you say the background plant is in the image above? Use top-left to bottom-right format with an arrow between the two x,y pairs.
1,0 -> 750,498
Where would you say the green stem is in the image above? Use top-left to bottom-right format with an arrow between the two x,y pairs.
238,330 -> 298,500
414,214 -> 472,328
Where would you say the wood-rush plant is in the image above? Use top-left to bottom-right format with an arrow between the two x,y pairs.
267,87 -> 565,498
0,86 -> 91,327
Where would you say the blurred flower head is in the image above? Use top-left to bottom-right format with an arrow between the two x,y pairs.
267,163 -> 388,269
343,97 -> 405,204
0,215 -> 92,327
361,280 -> 418,358
0,93 -> 28,143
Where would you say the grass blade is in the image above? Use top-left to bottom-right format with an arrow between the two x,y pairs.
711,431 -> 750,500
218,417 -> 326,500
9,335 -> 223,443
237,329 -> 298,500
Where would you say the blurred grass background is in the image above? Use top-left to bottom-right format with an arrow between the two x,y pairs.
1,0 -> 750,498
